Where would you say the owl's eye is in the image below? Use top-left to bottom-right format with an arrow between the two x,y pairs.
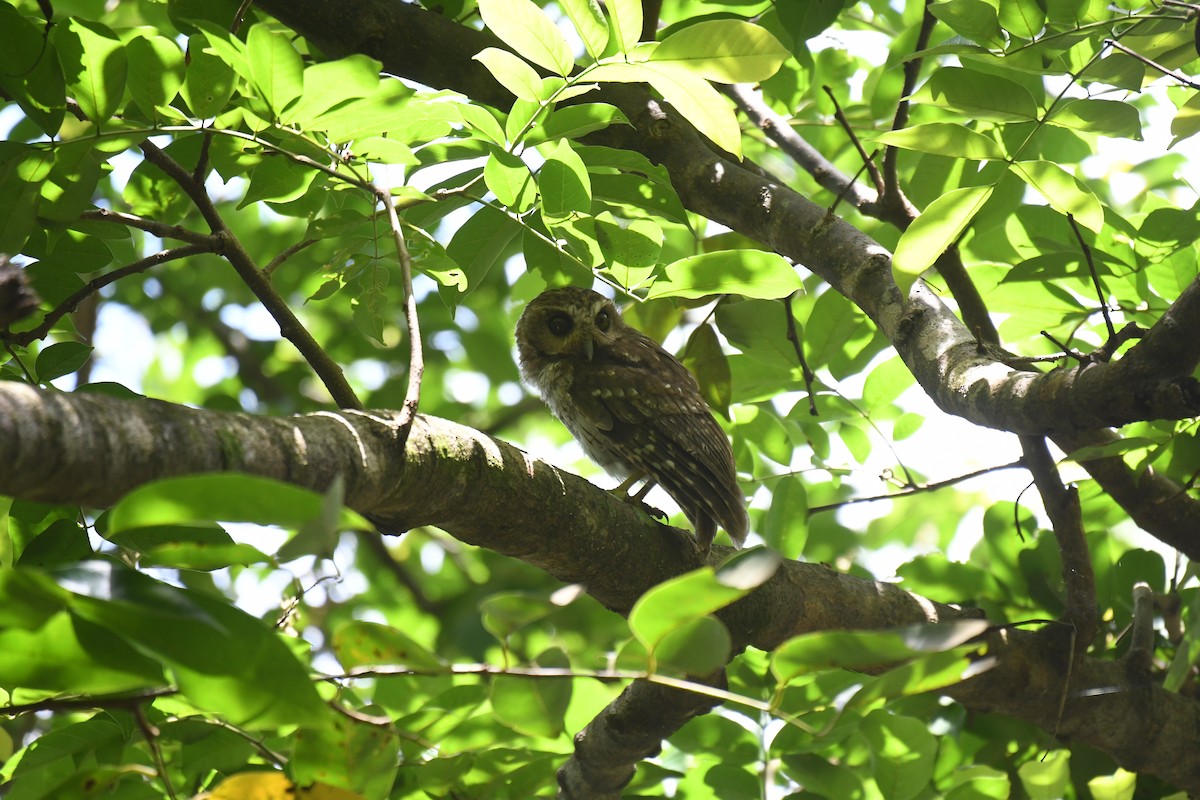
547,313 -> 574,336
595,309 -> 611,332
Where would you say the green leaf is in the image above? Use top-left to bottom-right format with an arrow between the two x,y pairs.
478,0 -> 574,76
761,475 -> 807,558
34,341 -> 93,383
0,568 -> 71,629
490,648 -> 572,738
0,610 -> 164,694
653,615 -> 731,674
1047,98 -> 1142,139
586,61 -> 742,157
680,322 -> 731,420
650,20 -> 789,83
53,18 -> 127,124
181,33 -> 236,118
480,591 -> 555,641
286,54 -> 382,126
485,147 -> 535,211
874,123 -> 1005,160
333,620 -> 444,671
15,519 -> 91,567
771,620 -> 989,683
353,136 -> 419,165
1018,749 -> 1071,800
125,34 -> 186,116
64,562 -> 328,727
106,524 -> 272,571
474,47 -> 544,102
291,712 -> 400,798
246,24 -> 304,117
0,148 -> 47,254
608,0 -> 644,53
1011,160 -> 1104,233
1164,586 -> 1200,692
1170,92 -> 1200,146
0,4 -> 66,135
560,0 -> 609,59
538,139 -> 592,217
846,649 -> 982,709
1086,769 -> 1137,800
595,213 -> 662,283
107,474 -> 371,539
916,66 -> 1040,123
524,103 -> 629,146
446,205 -> 522,291
628,566 -> 754,650
862,710 -> 937,800
647,250 -> 802,300
929,0 -> 1004,48
999,0 -> 1046,39
240,156 -> 321,207
893,184 -> 994,290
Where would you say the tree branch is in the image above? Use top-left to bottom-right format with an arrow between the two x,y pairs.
257,0 -> 1200,436
138,140 -> 363,411
1020,436 -> 1097,652
7,244 -> 211,347
1,381 -> 1199,792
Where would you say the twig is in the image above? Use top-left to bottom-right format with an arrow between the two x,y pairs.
139,140 -> 363,410
231,0 -> 257,33
1125,581 -> 1155,679
1104,38 -> 1200,89
134,704 -> 178,800
1066,214 -> 1115,339
7,244 -> 210,347
884,2 -> 938,203
1020,435 -> 1097,654
808,458 -> 1025,516
1,687 -> 179,716
1039,330 -> 1086,363
377,184 -> 423,441
1091,321 -> 1145,363
79,209 -> 216,246
822,86 -> 885,194
783,291 -> 818,416
264,238 -> 318,275
720,84 -> 878,208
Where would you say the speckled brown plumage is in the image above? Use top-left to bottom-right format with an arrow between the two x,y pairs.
516,287 -> 747,551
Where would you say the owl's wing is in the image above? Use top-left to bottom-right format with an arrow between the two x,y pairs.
570,336 -> 748,547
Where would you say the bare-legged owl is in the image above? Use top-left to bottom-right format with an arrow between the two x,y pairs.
516,287 -> 748,552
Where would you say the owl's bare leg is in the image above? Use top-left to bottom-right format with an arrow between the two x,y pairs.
611,475 -> 667,521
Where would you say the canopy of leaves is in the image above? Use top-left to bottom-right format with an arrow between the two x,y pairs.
1,0 -> 1199,797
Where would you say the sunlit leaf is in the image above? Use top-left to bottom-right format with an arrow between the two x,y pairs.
478,0 -> 574,76
874,123 -> 1005,160
648,250 -> 802,299
107,474 -> 371,537
1012,160 -> 1104,233
893,184 -> 995,290
650,20 -> 789,83
474,47 -> 543,102
560,0 -> 609,59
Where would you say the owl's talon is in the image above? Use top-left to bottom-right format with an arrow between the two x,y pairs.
608,487 -> 667,521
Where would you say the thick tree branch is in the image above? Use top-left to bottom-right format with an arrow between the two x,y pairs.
256,0 -> 1200,435
1020,435 -> 1097,651
1,381 -> 1198,792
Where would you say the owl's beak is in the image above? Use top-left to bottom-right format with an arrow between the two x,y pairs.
583,336 -> 595,361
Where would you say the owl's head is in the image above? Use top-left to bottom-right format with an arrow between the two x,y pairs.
516,287 -> 622,367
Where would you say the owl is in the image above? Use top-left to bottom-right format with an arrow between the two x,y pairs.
516,286 -> 748,552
